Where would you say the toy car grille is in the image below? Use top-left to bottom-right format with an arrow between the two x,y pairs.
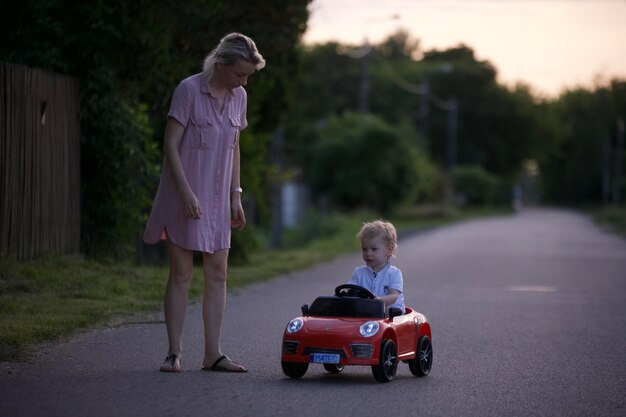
303,347 -> 347,358
350,344 -> 373,358
282,341 -> 299,354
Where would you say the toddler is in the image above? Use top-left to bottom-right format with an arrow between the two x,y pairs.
348,220 -> 405,313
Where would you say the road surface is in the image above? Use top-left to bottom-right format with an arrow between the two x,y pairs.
1,208 -> 625,417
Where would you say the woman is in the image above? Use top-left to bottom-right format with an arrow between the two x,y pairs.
144,33 -> 265,373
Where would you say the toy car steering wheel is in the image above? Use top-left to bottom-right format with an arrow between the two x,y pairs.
335,284 -> 376,299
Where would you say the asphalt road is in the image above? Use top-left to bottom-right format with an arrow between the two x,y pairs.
2,208 -> 625,417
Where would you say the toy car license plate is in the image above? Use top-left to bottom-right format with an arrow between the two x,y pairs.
311,353 -> 340,364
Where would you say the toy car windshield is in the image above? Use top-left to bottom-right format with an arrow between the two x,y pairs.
307,296 -> 385,318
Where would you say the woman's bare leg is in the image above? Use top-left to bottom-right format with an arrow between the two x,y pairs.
201,249 -> 246,371
162,240 -> 193,370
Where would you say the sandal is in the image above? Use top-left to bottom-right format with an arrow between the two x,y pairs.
202,355 -> 247,373
159,354 -> 181,372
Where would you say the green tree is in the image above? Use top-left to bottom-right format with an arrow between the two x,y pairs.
305,112 -> 427,213
292,35 -> 550,206
376,29 -> 421,61
1,0 -> 312,258
540,80 -> 626,204
451,165 -> 501,206
414,46 -> 540,177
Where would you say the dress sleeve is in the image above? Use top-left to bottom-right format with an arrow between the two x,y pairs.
168,80 -> 192,127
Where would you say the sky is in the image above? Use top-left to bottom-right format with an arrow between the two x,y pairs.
303,0 -> 626,97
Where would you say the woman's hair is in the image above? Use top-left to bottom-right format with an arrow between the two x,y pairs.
202,32 -> 265,80
357,220 -> 398,257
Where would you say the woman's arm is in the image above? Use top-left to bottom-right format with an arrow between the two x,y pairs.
230,131 -> 246,230
163,117 -> 201,219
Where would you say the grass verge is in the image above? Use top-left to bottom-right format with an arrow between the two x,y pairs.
1,205 -> 507,361
589,205 -> 626,238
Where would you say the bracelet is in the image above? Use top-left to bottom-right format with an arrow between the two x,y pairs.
231,187 -> 243,194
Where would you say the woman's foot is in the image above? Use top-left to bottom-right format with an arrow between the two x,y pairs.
159,354 -> 182,372
202,355 -> 247,373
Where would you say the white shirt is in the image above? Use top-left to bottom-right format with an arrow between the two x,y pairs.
349,260 -> 405,312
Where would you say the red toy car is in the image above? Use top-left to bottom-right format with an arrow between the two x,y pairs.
281,284 -> 433,382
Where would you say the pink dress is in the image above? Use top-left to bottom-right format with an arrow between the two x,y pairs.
143,73 -> 248,253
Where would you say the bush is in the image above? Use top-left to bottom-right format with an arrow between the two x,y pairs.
282,209 -> 344,247
451,164 -> 501,206
305,113 -> 428,213
81,96 -> 160,258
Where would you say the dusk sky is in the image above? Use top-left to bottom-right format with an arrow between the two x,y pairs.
303,0 -> 626,97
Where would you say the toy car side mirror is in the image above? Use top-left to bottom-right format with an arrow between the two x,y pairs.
301,304 -> 309,316
389,307 -> 403,319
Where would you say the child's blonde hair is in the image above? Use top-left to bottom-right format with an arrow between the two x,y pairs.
357,220 -> 398,257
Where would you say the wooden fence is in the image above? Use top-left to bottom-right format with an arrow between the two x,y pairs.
1,62 -> 81,260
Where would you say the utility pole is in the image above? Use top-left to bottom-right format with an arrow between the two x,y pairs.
602,131 -> 611,205
357,40 -> 372,113
612,117 -> 624,204
444,97 -> 459,204
368,52 -> 458,203
340,14 -> 399,114
270,122 -> 285,248
418,76 -> 430,137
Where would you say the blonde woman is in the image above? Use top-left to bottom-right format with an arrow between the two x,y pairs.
144,33 -> 265,373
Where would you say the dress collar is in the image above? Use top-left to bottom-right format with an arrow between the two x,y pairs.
201,72 -> 235,97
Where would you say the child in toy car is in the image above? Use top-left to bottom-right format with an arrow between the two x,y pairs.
281,283 -> 432,382
281,221 -> 432,382
348,220 -> 405,314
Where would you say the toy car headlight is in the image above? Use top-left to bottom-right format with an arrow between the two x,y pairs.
287,318 -> 304,334
359,321 -> 380,337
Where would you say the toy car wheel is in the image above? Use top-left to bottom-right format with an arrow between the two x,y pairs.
282,361 -> 309,378
323,363 -> 345,374
409,335 -> 433,377
372,339 -> 398,382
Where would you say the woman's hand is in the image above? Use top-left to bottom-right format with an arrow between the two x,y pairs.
163,118 -> 201,219
182,190 -> 202,219
230,194 -> 246,230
